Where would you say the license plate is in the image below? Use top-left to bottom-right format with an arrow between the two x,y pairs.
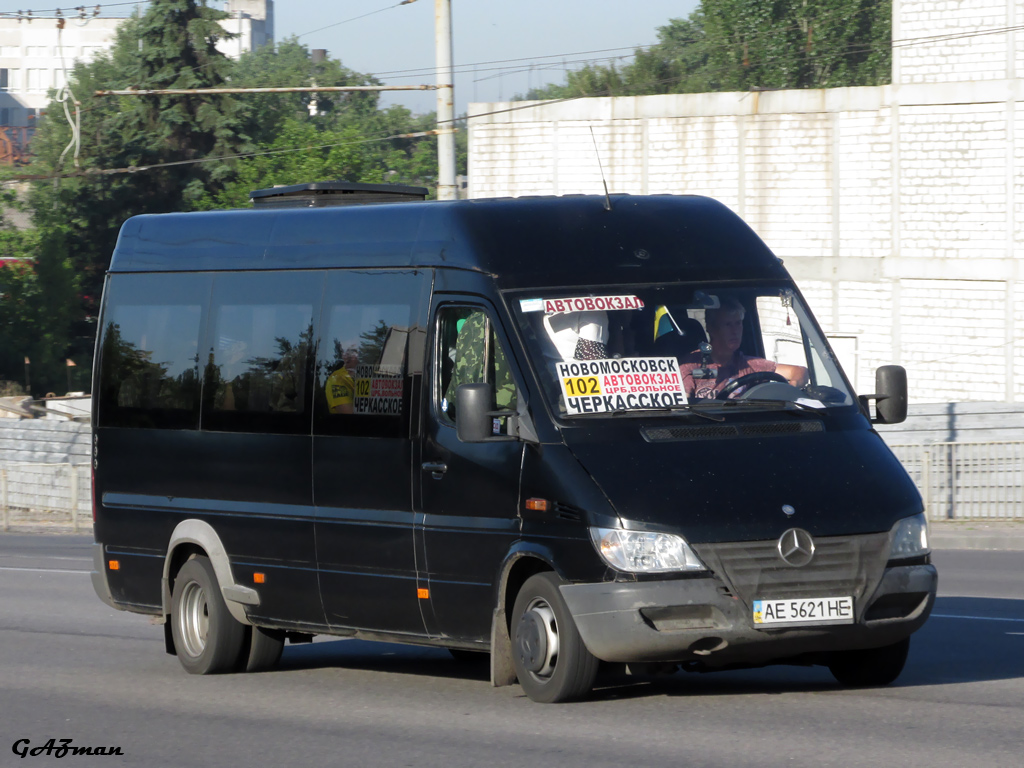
752,596 -> 854,626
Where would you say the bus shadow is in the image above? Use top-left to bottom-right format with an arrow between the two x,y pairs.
897,596 -> 1024,685
278,638 -> 492,682
274,596 -> 1024,696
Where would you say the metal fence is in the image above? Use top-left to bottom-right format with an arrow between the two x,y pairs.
888,442 -> 1024,520
0,463 -> 91,532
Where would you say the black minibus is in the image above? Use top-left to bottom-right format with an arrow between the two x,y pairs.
90,192 -> 935,702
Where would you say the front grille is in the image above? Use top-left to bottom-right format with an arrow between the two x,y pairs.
692,532 -> 890,619
643,421 -> 823,442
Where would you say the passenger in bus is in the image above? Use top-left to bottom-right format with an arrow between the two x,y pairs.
326,349 -> 359,415
678,296 -> 808,399
444,310 -> 516,421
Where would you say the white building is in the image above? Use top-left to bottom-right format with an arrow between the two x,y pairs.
467,0 -> 1024,405
217,0 -> 275,60
0,1 -> 273,137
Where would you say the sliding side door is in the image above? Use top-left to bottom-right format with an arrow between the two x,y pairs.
313,270 -> 431,635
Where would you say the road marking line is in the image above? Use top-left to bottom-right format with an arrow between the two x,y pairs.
932,613 -> 1024,623
0,565 -> 87,573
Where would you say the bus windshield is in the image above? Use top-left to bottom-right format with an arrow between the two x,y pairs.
508,284 -> 855,418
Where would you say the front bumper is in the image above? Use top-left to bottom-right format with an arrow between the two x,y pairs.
559,563 -> 937,665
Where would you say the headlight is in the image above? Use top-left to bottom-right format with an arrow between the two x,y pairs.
590,527 -> 706,573
889,513 -> 930,558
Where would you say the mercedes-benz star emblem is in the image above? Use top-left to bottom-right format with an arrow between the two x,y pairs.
782,504 -> 796,517
777,528 -> 815,567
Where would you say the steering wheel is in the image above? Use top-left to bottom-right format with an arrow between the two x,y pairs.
716,371 -> 787,400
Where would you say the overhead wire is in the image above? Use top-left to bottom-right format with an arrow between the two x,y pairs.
353,3 -> 888,85
0,127 -> 445,185
8,14 -> 1024,185
0,2 -> 141,18
294,0 -> 416,40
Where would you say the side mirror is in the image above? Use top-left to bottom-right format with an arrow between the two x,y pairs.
455,383 -> 495,442
454,384 -> 538,444
872,365 -> 908,424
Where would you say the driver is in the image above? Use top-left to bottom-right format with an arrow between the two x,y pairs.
678,297 -> 808,400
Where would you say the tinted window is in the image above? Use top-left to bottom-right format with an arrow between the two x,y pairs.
314,271 -> 428,438
202,272 -> 323,435
98,273 -> 209,429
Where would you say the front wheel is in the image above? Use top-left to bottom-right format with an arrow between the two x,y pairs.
828,637 -> 910,687
511,572 -> 598,703
171,555 -> 247,675
245,626 -> 285,672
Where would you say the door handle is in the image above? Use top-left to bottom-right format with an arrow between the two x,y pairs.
422,461 -> 448,479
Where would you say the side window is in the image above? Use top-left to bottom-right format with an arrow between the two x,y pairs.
202,271 -> 322,435
314,270 -> 428,438
436,306 -> 518,428
756,296 -> 805,368
98,273 -> 209,429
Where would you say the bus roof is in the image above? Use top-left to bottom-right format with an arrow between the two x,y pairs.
108,194 -> 787,288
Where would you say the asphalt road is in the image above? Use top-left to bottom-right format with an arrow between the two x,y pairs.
1,534 -> 1021,768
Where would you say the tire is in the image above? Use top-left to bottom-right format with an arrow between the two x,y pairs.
828,637 -> 910,687
244,626 -> 285,673
511,572 -> 598,703
171,556 -> 247,675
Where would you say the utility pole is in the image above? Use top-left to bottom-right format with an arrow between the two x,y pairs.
435,0 -> 457,200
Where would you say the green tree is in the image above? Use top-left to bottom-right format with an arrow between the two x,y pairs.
28,0 -> 248,323
223,39 -> 447,194
0,227 -> 79,395
521,1 -> 890,99
701,0 -> 891,90
194,117 -> 377,209
232,38 -> 384,138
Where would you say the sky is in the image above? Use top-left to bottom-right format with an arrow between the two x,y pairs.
279,0 -> 700,115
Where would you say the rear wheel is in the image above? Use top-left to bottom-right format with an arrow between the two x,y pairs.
171,556 -> 247,675
828,637 -> 910,687
511,572 -> 598,703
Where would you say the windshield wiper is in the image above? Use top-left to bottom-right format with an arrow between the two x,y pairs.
571,405 -> 726,422
714,398 -> 828,413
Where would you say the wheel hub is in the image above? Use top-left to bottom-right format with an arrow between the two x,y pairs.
516,610 -> 548,673
516,599 -> 559,678
178,580 -> 209,658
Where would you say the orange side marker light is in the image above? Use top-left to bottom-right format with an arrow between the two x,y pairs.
417,588 -> 429,599
108,560 -> 120,570
253,573 -> 265,584
525,498 -> 549,512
